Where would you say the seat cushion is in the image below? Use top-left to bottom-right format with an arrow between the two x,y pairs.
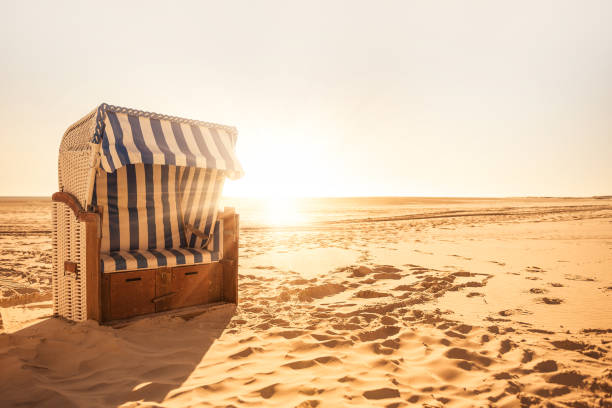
100,247 -> 219,273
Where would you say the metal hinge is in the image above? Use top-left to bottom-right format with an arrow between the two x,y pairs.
64,261 -> 78,278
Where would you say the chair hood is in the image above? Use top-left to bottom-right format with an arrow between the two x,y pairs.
91,103 -> 244,180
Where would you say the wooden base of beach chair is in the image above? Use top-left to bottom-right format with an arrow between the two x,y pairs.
99,211 -> 240,323
101,263 -> 224,321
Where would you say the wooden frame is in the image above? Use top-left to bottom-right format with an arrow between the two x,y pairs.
52,192 -> 239,323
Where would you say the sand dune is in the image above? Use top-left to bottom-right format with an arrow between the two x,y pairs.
0,197 -> 611,407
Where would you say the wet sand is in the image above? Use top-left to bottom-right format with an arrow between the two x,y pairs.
0,197 -> 611,407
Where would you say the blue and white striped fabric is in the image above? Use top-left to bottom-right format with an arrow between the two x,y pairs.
99,220 -> 223,273
93,163 -> 225,273
180,167 -> 225,248
99,109 -> 244,180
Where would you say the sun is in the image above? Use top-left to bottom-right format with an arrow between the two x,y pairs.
263,195 -> 304,226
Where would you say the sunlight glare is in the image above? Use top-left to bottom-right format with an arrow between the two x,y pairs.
263,196 -> 304,226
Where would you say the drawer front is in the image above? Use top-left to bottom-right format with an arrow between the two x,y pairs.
109,270 -> 155,320
170,263 -> 223,309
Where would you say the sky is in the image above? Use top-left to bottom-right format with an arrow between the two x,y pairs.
1,0 -> 611,198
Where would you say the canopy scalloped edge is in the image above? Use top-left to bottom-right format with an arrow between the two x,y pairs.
90,103 -> 238,144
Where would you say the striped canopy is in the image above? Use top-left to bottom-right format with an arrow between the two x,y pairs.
92,104 -> 244,180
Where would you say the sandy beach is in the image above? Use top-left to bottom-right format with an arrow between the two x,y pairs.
0,197 -> 611,407
3,0 -> 612,406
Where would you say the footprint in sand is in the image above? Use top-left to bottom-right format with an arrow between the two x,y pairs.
522,349 -> 535,363
373,272 -> 402,280
450,254 -> 472,260
319,339 -> 353,348
527,328 -> 555,335
298,284 -> 345,301
499,339 -> 516,354
444,330 -> 466,339
373,265 -> 402,273
310,333 -> 355,350
362,387 -> 400,400
564,274 -> 595,282
498,309 -> 531,317
539,297 -> 564,305
358,326 -> 401,342
256,384 -> 278,399
550,339 -> 607,359
444,347 -> 493,368
372,342 -> 396,355
354,290 -> 389,299
453,324 -> 472,334
283,356 -> 341,370
407,265 -> 430,275
376,317 -> 396,326
533,359 -> 558,372
392,284 -> 414,292
547,371 -> 589,387
493,372 -> 513,380
273,330 -> 306,339
230,346 -> 263,359
452,271 -> 474,277
295,400 -> 321,408
550,339 -> 586,351
352,266 -> 372,277
529,288 -> 548,294
532,386 -> 571,398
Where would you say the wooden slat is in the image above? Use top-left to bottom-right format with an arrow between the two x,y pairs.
101,273 -> 111,322
154,267 -> 173,312
106,302 -> 234,328
207,263 -> 223,303
222,209 -> 239,304
84,213 -> 101,321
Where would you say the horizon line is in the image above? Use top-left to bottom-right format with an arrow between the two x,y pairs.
1,195 -> 610,200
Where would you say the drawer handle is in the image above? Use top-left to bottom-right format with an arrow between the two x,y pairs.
151,292 -> 176,303
185,271 -> 198,276
125,277 -> 141,282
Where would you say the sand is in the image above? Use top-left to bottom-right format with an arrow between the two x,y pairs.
0,197 -> 611,407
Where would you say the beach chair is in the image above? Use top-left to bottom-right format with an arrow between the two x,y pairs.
52,104 -> 243,323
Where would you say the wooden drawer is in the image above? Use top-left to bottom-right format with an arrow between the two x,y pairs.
167,263 -> 223,310
103,262 -> 225,321
108,269 -> 156,320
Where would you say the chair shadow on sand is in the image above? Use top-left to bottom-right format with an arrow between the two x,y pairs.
0,304 -> 235,407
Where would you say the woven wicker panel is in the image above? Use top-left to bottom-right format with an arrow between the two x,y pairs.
59,109 -> 97,152
53,108 -> 100,321
58,108 -> 99,208
52,202 -> 87,321
58,150 -> 94,208
52,203 -> 59,316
